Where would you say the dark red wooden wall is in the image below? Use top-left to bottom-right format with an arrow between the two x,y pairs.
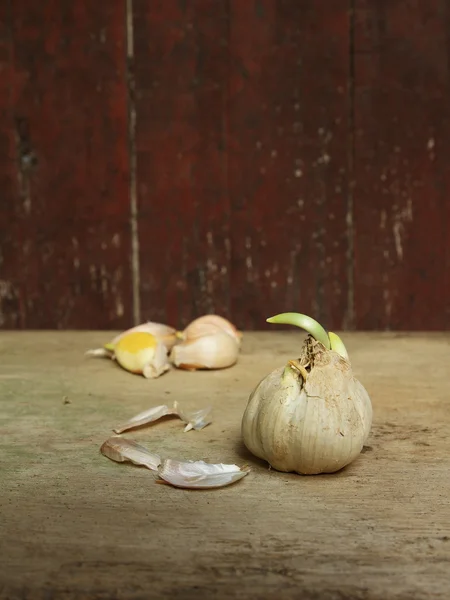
1,0 -> 449,331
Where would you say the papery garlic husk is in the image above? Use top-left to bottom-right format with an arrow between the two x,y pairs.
113,401 -> 212,434
157,458 -> 250,489
100,438 -> 250,489
170,331 -> 239,370
101,437 -> 161,471
241,336 -> 372,475
114,331 -> 170,378
179,314 -> 242,346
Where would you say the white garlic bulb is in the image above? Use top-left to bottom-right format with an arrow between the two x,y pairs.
170,331 -> 239,370
241,313 -> 372,475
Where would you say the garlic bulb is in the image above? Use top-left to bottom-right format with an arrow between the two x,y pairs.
113,331 -> 170,378
170,331 -> 239,370
179,314 -> 242,346
241,312 -> 372,475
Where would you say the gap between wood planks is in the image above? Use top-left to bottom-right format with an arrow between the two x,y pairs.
345,0 -> 355,330
126,0 -> 141,325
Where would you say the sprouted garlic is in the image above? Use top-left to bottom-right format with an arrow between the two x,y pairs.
241,312 -> 373,475
100,437 -> 249,489
113,401 -> 212,434
170,331 -> 239,371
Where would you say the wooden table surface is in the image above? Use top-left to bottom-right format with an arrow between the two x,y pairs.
1,331 -> 449,600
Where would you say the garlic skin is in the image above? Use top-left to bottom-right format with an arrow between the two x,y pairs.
241,337 -> 372,475
170,331 -> 239,370
157,459 -> 249,489
114,332 -> 170,378
180,314 -> 242,346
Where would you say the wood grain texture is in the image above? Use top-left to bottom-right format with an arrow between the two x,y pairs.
228,0 -> 351,331
1,331 -> 450,599
0,1 -> 132,329
352,0 -> 450,330
133,0 -> 231,330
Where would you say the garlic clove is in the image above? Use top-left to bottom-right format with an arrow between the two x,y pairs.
113,401 -> 212,434
110,321 -> 178,351
85,321 -> 177,359
100,437 -> 161,471
170,331 -> 239,370
180,314 -> 242,346
157,458 -> 250,489
114,331 -> 170,378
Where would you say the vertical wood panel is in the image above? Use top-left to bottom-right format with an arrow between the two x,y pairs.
133,0 -> 230,329
0,1 -> 132,329
228,0 -> 351,330
353,0 -> 450,330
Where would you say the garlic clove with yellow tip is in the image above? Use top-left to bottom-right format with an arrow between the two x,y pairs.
85,321 -> 177,359
170,331 -> 239,370
179,314 -> 242,346
109,321 -> 177,351
241,312 -> 372,475
113,331 -> 170,378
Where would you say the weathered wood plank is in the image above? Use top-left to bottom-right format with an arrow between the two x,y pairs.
0,331 -> 449,599
353,0 -> 450,330
133,0 -> 231,330
0,2 -> 132,329
228,0 -> 351,330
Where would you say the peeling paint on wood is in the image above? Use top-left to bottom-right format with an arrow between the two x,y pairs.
353,0 -> 450,330
133,0 -> 231,330
228,0 -> 351,330
0,1 -> 133,329
0,1 -> 449,331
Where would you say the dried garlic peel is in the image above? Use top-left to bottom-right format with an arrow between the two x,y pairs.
100,439 -> 250,489
101,437 -> 161,471
157,459 -> 250,489
113,401 -> 212,434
